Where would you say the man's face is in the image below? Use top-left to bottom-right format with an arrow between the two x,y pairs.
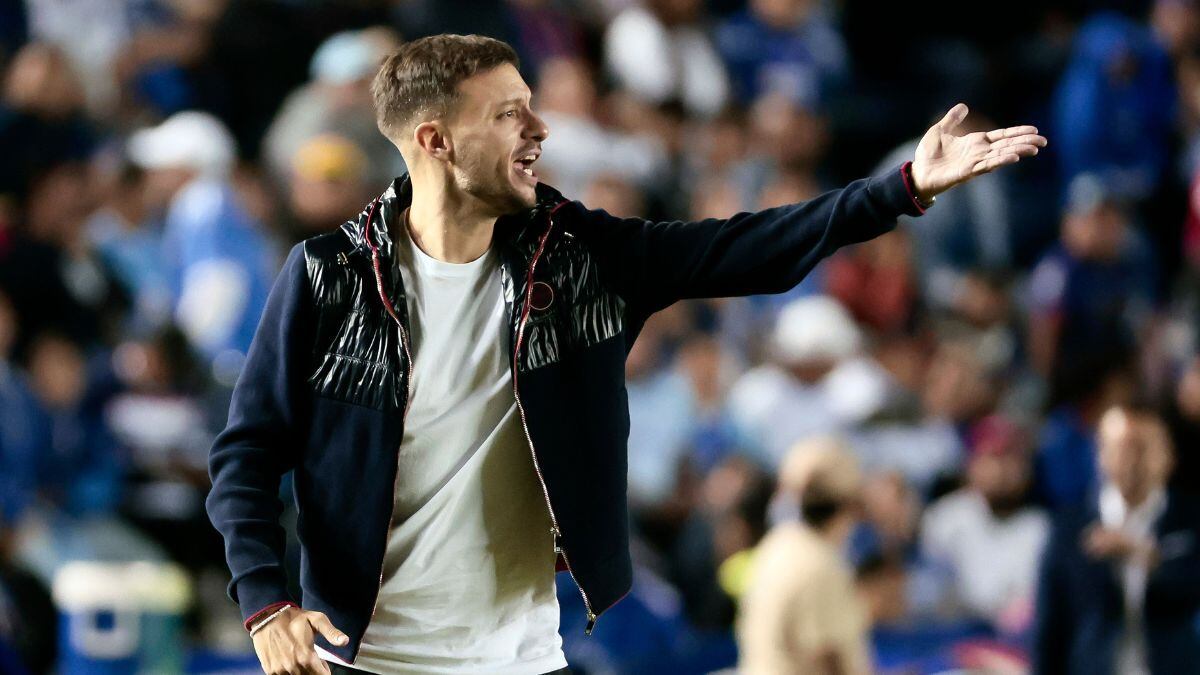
444,63 -> 549,215
1098,409 -> 1173,505
968,451 -> 1031,512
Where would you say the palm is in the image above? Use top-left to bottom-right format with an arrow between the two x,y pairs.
911,103 -> 1047,200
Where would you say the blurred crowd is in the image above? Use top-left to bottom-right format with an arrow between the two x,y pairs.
2,0 -> 1200,673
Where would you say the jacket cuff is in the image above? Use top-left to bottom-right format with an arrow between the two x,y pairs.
868,161 -> 928,218
244,601 -> 299,632
230,569 -> 295,629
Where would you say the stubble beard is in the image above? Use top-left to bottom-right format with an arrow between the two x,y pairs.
454,160 -> 534,216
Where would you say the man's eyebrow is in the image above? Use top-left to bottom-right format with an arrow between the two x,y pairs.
492,94 -> 531,111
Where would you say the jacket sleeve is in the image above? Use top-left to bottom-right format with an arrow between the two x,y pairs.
572,162 -> 926,318
205,242 -> 313,627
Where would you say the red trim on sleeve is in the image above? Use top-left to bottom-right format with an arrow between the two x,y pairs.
244,601 -> 298,632
900,161 -> 927,215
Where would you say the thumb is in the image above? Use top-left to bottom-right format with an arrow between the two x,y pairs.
306,611 -> 349,646
937,103 -> 969,132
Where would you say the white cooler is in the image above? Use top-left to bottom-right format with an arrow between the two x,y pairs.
52,561 -> 192,674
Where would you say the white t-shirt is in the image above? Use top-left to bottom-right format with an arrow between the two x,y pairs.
920,489 -> 1049,622
318,216 -> 566,674
1099,484 -> 1166,675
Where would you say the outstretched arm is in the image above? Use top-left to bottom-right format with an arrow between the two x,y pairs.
573,104 -> 1046,319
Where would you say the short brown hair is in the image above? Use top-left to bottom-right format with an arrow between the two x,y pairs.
371,34 -> 520,141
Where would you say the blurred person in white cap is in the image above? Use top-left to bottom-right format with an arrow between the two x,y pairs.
737,436 -> 871,675
728,294 -> 897,467
129,110 -> 280,368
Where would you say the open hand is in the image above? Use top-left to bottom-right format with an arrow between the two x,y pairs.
251,606 -> 349,675
910,103 -> 1047,202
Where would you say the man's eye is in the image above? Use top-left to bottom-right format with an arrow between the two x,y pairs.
503,110 -> 516,118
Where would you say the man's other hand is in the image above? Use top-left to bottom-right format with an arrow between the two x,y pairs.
251,606 -> 349,675
910,103 -> 1048,201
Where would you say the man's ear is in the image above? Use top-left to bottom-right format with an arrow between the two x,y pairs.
413,121 -> 452,162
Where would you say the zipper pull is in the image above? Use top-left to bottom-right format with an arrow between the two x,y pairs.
551,526 -> 563,554
336,251 -> 350,265
584,610 -> 597,635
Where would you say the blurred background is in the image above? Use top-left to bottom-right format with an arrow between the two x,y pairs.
1,0 -> 1198,673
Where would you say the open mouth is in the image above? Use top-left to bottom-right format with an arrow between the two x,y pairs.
513,151 -> 539,183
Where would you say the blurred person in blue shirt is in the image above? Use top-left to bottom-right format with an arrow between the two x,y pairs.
22,333 -> 123,518
1027,173 -> 1158,382
8,331 -> 166,588
1052,11 -> 1176,203
0,290 -> 40,530
715,0 -> 849,107
129,111 -> 281,370
84,162 -> 173,335
0,293 -> 58,675
1036,350 -> 1139,510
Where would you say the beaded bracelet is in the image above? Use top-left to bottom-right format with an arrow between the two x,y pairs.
249,604 -> 294,637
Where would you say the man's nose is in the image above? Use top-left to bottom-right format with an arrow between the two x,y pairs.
525,111 -> 549,142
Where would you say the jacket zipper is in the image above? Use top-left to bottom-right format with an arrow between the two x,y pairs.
511,203 -> 598,635
359,200 -> 599,638
361,200 -> 416,634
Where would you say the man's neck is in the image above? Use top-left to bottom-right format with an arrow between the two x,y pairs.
405,181 -> 497,264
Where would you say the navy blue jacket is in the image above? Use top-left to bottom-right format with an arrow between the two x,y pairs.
206,162 -> 926,662
1033,491 -> 1200,675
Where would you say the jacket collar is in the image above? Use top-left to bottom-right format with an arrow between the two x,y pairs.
339,173 -> 569,264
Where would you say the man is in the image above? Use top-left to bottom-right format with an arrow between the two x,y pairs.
727,294 -> 893,467
205,34 -> 1045,674
1027,172 -> 1157,381
920,415 -> 1049,630
1033,405 -> 1200,675
737,436 -> 869,674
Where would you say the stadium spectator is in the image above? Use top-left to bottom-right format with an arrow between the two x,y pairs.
1027,173 -> 1158,381
285,133 -> 373,238
728,295 -> 897,467
535,56 -> 669,198
825,229 -> 918,335
263,28 -> 403,190
604,0 -> 730,117
1036,351 -> 1139,509
737,436 -> 871,674
84,162 -> 172,334
715,0 -> 849,106
1034,404 -> 1200,674
920,415 -> 1049,632
1052,12 -> 1176,204
0,42 -> 95,201
129,110 -> 281,366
